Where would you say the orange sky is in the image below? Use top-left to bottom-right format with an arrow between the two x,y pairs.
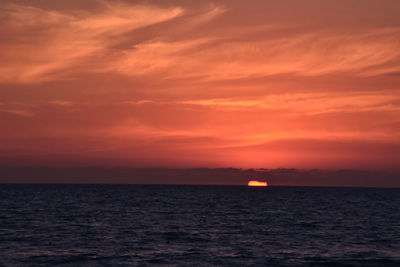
0,0 -> 400,170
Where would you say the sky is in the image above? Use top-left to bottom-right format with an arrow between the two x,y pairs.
0,0 -> 400,171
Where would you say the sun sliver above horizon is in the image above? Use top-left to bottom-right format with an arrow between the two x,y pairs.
248,180 -> 268,187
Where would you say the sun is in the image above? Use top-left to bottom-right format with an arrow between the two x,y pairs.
248,180 -> 268,187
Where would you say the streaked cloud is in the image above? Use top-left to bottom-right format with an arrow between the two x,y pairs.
0,108 -> 35,117
116,29 -> 400,80
0,2 -> 183,83
181,91 -> 400,114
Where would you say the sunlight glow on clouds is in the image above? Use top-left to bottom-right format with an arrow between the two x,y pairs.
0,0 -> 399,170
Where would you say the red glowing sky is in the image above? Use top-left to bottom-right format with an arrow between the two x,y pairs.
0,0 -> 400,170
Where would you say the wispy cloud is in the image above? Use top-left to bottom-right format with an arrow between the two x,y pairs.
0,3 -> 183,83
147,29 -> 400,80
175,91 -> 400,115
0,107 -> 35,117
4,1 -> 398,85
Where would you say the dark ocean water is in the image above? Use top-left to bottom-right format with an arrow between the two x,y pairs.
0,185 -> 399,266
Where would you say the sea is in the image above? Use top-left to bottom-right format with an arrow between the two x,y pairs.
0,185 -> 399,266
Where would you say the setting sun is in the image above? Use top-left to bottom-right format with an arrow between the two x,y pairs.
248,180 -> 268,187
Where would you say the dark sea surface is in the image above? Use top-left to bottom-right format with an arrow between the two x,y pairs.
0,185 -> 399,266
